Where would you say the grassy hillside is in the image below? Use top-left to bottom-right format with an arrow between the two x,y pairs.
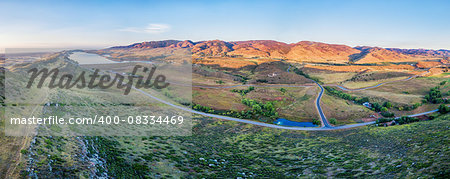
19,114 -> 449,178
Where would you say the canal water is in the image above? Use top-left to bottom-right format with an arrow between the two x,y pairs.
274,118 -> 318,127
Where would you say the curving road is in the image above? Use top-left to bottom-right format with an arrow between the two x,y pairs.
313,81 -> 331,128
80,56 -> 437,131
133,76 -> 445,131
133,87 -> 378,131
155,66 -> 432,130
286,65 -> 331,128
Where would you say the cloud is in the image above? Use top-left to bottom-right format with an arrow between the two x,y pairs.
118,24 -> 170,34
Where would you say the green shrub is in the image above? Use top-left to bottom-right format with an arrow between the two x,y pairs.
312,118 -> 321,126
438,104 -> 449,114
329,118 -> 337,125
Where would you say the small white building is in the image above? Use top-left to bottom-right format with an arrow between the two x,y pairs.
362,102 -> 372,108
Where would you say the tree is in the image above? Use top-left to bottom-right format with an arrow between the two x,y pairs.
380,107 -> 388,112
438,104 -> 449,114
383,102 -> 393,108
312,118 -> 321,126
381,111 -> 394,117
411,103 -> 421,109
329,118 -> 337,125
280,88 -> 287,93
393,116 -> 418,125
372,102 -> 382,112
425,87 -> 443,104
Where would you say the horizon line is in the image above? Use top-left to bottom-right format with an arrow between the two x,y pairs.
2,39 -> 450,53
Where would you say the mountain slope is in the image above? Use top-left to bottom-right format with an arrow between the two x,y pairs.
105,40 -> 447,63
351,46 -> 412,64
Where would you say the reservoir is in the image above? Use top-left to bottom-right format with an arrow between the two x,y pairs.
69,52 -> 118,65
274,118 -> 318,127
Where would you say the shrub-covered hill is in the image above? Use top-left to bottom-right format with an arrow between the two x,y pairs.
23,114 -> 449,178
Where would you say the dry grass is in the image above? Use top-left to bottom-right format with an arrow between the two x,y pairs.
193,57 -> 276,69
192,73 -> 241,86
304,64 -> 415,72
309,72 -> 356,84
352,90 -> 423,104
320,94 -> 374,124
192,87 -> 248,111
339,76 -> 410,89
275,87 -> 319,122
362,77 -> 442,95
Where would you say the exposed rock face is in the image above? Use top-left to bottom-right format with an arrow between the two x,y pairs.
107,40 -> 448,63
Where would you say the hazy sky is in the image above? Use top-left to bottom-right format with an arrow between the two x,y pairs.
1,0 -> 449,52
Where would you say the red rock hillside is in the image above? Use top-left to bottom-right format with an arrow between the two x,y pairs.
107,40 -> 447,63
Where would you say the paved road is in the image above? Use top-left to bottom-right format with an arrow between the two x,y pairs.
133,85 -> 445,131
132,87 -> 377,131
157,66 -> 434,130
314,81 -> 332,128
77,56 -> 439,131
286,65 -> 331,128
191,84 -> 314,89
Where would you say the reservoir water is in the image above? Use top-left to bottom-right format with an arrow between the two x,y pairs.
274,118 -> 318,127
69,52 -> 118,65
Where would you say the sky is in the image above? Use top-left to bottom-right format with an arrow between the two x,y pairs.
1,0 -> 450,52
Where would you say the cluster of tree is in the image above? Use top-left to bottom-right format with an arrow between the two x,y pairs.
396,103 -> 421,111
0,94 -> 4,106
329,118 -> 337,125
231,86 -> 255,96
438,104 -> 450,114
376,116 -> 419,125
215,80 -> 224,84
372,102 -> 397,112
376,118 -> 394,124
324,87 -> 369,104
380,111 -> 395,117
425,87 -> 443,103
425,86 -> 448,104
292,68 -> 321,82
241,98 -> 278,119
256,79 -> 268,83
193,104 -> 215,113
231,74 -> 249,83
395,116 -> 420,125
192,103 -> 245,118
312,118 -> 321,126
192,100 -> 279,120
325,87 -> 420,112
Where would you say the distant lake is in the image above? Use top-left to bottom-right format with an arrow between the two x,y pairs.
274,118 -> 318,127
69,52 -> 118,65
